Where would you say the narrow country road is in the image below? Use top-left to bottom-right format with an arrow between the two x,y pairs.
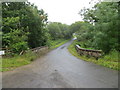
2,40 -> 118,88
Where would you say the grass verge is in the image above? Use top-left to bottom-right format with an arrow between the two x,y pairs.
68,40 -> 119,70
1,49 -> 48,72
49,39 -> 69,49
1,39 -> 69,72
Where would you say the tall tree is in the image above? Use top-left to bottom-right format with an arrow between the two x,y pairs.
79,2 -> 119,53
2,2 -> 48,54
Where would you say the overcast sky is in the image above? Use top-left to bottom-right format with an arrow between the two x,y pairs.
28,0 -> 98,25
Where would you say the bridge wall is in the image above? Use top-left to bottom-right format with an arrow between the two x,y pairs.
75,45 -> 102,60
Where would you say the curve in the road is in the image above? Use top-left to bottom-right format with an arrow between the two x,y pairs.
2,40 -> 118,88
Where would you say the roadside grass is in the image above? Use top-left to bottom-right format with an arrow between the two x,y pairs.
2,51 -> 41,72
1,39 -> 69,72
68,40 -> 119,70
49,39 -> 69,49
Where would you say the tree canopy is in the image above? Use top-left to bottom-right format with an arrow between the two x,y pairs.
2,2 -> 48,54
75,2 -> 119,53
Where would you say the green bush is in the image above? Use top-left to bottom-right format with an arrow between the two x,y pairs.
101,50 -> 119,62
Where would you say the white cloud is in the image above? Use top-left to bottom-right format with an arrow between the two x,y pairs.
28,0 -> 97,25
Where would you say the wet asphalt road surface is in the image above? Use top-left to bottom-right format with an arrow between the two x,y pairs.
2,40 -> 118,88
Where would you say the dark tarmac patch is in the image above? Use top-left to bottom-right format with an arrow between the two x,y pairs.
49,72 -> 72,88
60,46 -> 65,49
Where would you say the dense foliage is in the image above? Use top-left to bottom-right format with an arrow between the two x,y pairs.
2,2 -> 48,54
72,2 -> 119,53
2,2 -> 72,55
2,1 -> 119,55
1,1 -> 119,71
47,22 -> 72,40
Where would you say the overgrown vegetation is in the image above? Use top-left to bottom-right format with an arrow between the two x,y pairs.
78,2 -> 119,53
2,2 -> 72,56
2,49 -> 48,72
67,2 -> 119,70
2,2 -> 48,53
1,1 -> 119,71
1,2 -> 71,71
68,40 -> 119,70
2,51 -> 36,72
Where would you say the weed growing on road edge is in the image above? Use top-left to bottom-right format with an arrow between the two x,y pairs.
68,40 -> 119,71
